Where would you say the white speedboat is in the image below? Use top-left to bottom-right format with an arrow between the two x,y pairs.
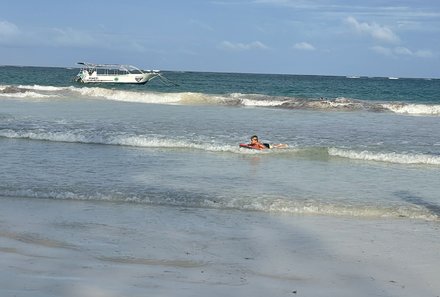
75,62 -> 160,84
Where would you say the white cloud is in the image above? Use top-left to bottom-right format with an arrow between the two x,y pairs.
293,42 -> 315,51
189,19 -> 214,31
394,46 -> 412,55
219,41 -> 269,51
345,16 -> 399,44
47,28 -> 147,52
371,45 -> 392,56
371,45 -> 434,58
49,27 -> 99,48
0,20 -> 20,37
0,20 -> 21,45
414,49 -> 434,58
0,20 -> 146,53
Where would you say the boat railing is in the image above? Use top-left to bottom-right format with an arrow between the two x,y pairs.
75,62 -> 173,85
77,62 -> 150,75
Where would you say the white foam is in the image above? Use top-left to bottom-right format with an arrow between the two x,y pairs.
213,197 -> 439,221
74,87 -> 182,104
0,130 -> 89,143
0,129 -> 246,153
241,98 -> 286,107
382,103 -> 440,116
4,84 -> 440,117
0,84 -> 68,100
329,148 -> 440,165
0,91 -> 55,99
1,84 -> 185,105
17,84 -> 68,91
2,129 -> 437,164
1,188 -> 437,221
178,92 -> 226,105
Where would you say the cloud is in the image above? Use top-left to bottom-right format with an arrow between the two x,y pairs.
293,42 -> 315,51
371,45 -> 434,58
371,46 -> 393,56
189,19 -> 214,31
0,20 -> 98,48
0,20 -> 21,44
49,27 -> 99,48
0,20 -> 19,37
47,28 -> 147,52
413,49 -> 434,58
344,16 -> 399,44
219,41 -> 269,51
0,20 -> 146,53
253,0 -> 325,10
394,46 -> 412,56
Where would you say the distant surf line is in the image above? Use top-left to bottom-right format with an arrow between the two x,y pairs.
1,84 -> 439,116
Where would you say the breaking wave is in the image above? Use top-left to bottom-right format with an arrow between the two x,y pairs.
0,128 -> 242,153
329,148 -> 440,165
1,188 -> 438,221
0,85 -> 57,99
382,103 -> 440,116
0,84 -> 439,116
1,127 -> 439,165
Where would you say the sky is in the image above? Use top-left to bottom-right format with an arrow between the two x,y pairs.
0,0 -> 439,78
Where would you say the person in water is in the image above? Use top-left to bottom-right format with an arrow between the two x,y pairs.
248,135 -> 288,150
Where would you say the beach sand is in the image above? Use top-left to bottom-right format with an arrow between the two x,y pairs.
1,196 -> 439,297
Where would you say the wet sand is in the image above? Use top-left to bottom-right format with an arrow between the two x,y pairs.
1,196 -> 439,297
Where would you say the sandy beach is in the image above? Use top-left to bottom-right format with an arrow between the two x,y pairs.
1,196 -> 439,297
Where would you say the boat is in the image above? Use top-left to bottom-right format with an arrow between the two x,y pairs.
74,62 -> 160,84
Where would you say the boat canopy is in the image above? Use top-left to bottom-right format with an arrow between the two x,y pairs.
77,62 -> 154,74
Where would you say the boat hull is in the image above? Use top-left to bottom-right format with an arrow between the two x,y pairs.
76,72 -> 159,84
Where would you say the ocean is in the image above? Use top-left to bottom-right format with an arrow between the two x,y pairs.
1,66 -> 439,221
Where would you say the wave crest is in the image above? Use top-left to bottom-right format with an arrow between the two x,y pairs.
329,148 -> 440,165
0,85 -> 56,99
1,127 -> 439,165
381,103 -> 440,115
0,129 -> 245,153
1,188 -> 438,221
0,84 -> 438,116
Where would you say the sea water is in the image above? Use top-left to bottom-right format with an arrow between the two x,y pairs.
0,66 -> 439,221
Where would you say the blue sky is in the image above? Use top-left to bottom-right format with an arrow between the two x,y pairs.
1,0 -> 439,77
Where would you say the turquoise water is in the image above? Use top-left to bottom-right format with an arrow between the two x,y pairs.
0,66 -> 439,221
1,66 -> 440,103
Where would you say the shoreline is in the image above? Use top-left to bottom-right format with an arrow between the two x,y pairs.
1,196 -> 439,297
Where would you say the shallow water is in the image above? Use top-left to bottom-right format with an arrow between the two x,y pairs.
0,67 -> 439,221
